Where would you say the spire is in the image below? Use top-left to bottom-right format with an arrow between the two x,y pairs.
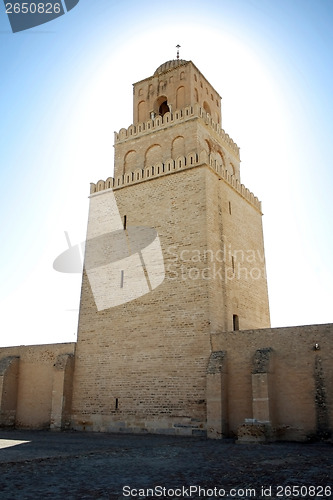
176,44 -> 181,60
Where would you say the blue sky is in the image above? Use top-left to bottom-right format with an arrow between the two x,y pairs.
0,0 -> 332,346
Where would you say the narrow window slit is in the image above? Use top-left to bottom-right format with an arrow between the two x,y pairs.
120,270 -> 124,288
123,215 -> 127,230
115,398 -> 119,410
233,314 -> 239,331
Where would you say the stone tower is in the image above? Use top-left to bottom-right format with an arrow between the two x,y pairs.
71,59 -> 270,436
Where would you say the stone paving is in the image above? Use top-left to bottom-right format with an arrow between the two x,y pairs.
0,430 -> 332,499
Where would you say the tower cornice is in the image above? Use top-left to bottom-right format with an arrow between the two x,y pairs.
114,103 -> 238,156
90,152 -> 262,214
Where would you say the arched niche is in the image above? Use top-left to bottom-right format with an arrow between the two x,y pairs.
145,144 -> 162,167
203,101 -> 211,115
124,150 -> 137,173
138,100 -> 146,123
171,136 -> 185,159
176,86 -> 185,109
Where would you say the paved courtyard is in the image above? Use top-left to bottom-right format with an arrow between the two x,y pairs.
0,430 -> 331,499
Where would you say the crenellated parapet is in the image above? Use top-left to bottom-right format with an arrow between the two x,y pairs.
90,151 -> 261,212
114,103 -> 239,157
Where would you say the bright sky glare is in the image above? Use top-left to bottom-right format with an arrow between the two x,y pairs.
0,0 -> 332,346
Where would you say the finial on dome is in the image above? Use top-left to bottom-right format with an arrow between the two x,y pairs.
176,44 -> 181,60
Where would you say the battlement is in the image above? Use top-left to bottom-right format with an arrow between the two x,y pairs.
114,103 -> 239,157
90,150 -> 261,212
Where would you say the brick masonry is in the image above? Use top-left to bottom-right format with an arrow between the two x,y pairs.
0,60 -> 331,441
0,344 -> 75,429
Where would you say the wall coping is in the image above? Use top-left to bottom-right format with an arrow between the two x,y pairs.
114,103 -> 239,157
210,323 -> 333,337
90,151 -> 262,213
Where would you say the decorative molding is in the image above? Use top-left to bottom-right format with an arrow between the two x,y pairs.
90,151 -> 262,212
114,103 -> 239,156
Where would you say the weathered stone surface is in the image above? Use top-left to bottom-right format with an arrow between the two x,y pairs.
0,60 -> 332,443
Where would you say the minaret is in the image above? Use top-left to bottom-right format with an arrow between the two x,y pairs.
71,59 -> 270,436
114,59 -> 241,180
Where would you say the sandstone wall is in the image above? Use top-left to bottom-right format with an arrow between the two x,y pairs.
0,343 -> 75,429
72,157 -> 270,435
210,324 -> 333,441
72,166 -> 212,435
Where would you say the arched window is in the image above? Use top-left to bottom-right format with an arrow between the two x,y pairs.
159,100 -> 170,117
154,96 -> 170,117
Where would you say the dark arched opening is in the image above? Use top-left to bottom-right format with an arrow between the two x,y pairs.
159,100 -> 170,117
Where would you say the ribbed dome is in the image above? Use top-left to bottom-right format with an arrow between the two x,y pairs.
154,59 -> 188,76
